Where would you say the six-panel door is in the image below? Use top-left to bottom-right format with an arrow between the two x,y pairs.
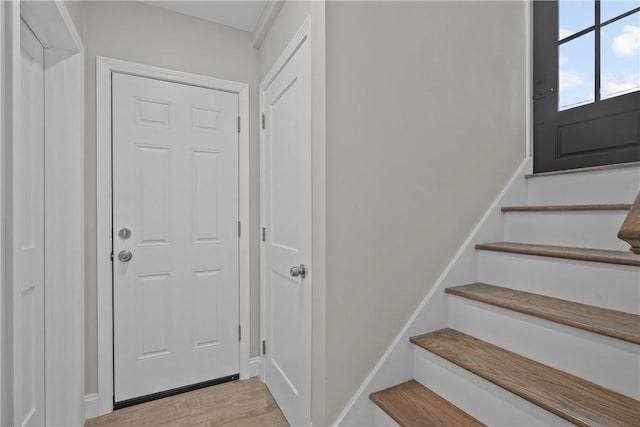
112,73 -> 240,402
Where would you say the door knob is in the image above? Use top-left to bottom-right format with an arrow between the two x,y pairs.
118,250 -> 133,262
289,264 -> 306,279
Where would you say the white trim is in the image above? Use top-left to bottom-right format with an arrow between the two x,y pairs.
333,157 -> 532,426
3,1 -> 20,424
96,56 -> 112,417
42,31 -> 85,427
96,57 -> 251,416
238,84 -> 251,382
252,0 -> 284,49
0,2 -> 8,423
84,394 -> 99,421
249,357 -> 262,378
4,5 -> 20,424
2,1 -> 84,425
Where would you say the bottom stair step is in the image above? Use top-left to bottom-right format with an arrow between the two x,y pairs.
410,328 -> 640,427
369,380 -> 485,427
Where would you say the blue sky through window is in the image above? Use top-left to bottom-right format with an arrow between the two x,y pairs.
558,1 -> 640,110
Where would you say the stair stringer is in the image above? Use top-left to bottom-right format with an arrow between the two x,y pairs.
333,157 -> 532,426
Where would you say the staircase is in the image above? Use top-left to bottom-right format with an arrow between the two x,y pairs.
369,165 -> 640,427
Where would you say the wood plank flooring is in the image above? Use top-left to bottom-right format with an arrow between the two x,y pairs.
370,380 -> 486,427
84,378 -> 289,427
446,283 -> 640,344
411,329 -> 640,427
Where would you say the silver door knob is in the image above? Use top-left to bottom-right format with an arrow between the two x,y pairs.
118,250 -> 133,262
289,264 -> 306,278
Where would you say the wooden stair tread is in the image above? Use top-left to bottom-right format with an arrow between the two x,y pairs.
446,283 -> 640,344
369,380 -> 486,427
475,242 -> 640,267
501,204 -> 631,212
410,329 -> 640,427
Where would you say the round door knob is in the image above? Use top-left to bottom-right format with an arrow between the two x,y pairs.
118,250 -> 133,262
289,264 -> 306,279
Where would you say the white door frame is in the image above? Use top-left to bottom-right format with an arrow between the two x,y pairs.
1,1 -> 84,425
96,57 -> 251,416
259,14 -> 312,415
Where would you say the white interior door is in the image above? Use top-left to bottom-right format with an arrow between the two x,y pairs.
112,73 -> 240,403
262,28 -> 312,426
14,19 -> 45,427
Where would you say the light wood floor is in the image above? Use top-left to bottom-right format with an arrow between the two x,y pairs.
85,378 -> 289,427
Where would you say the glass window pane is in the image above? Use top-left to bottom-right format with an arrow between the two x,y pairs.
560,0 -> 595,40
601,0 -> 640,23
559,32 -> 596,110
601,12 -> 640,99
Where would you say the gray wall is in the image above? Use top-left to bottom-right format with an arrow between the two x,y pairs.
324,1 -> 526,422
70,1 -> 261,394
64,1 -> 83,40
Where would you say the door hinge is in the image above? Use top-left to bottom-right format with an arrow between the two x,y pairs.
261,113 -> 265,130
262,340 -> 266,355
238,221 -> 241,237
110,252 -> 114,262
238,325 -> 242,341
237,116 -> 241,133
262,227 -> 266,242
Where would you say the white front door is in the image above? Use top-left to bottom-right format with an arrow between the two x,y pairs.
112,73 -> 240,403
14,19 -> 45,427
261,26 -> 312,426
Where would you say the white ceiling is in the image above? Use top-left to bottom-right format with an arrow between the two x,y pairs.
141,1 -> 267,33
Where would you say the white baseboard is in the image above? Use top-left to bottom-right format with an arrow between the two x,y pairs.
84,393 -> 99,421
249,356 -> 262,378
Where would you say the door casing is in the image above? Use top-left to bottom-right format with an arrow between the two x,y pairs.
96,57 -> 251,416
0,1 -> 84,425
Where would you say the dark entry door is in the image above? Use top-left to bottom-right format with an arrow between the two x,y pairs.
534,1 -> 640,173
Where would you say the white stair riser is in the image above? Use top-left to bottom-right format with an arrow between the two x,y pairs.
373,407 -> 400,427
413,348 -> 573,427
448,296 -> 640,398
527,166 -> 640,205
478,251 -> 640,314
503,211 -> 629,250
